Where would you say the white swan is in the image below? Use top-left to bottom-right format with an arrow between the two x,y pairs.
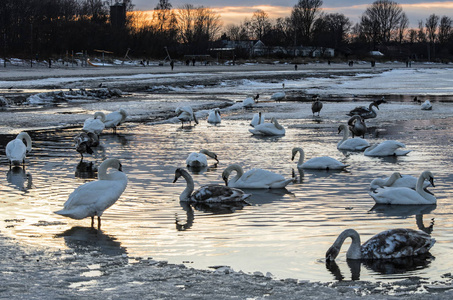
250,112 -> 265,127
337,124 -> 370,151
270,83 -> 285,102
311,96 -> 323,116
326,228 -> 435,260
242,96 -> 255,108
249,117 -> 285,136
222,164 -> 292,189
6,132 -> 32,167
186,149 -> 219,167
421,100 -> 432,110
173,168 -> 250,202
369,172 -> 432,191
292,147 -> 348,170
104,109 -> 127,133
54,158 -> 127,228
176,106 -> 198,127
207,108 -> 221,124
83,111 -> 106,135
347,115 -> 367,138
370,170 -> 436,205
364,140 -> 411,156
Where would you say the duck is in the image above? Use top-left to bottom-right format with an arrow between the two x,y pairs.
370,170 -> 436,205
270,83 -> 285,102
369,172 -> 432,191
222,164 -> 292,189
364,140 -> 411,156
207,108 -> 221,124
337,124 -> 370,151
311,96 -> 323,116
6,132 -> 32,167
250,112 -> 265,127
173,168 -> 250,202
421,100 -> 432,110
104,109 -> 127,133
326,228 -> 435,260
243,94 -> 259,108
292,147 -> 349,170
347,115 -> 367,138
186,149 -> 219,167
83,111 -> 106,135
249,117 -> 285,136
347,102 -> 379,119
75,132 -> 99,161
176,106 -> 198,127
54,158 -> 128,229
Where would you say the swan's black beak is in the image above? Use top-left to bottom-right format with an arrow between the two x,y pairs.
173,175 -> 179,183
429,177 -> 435,187
118,163 -> 123,172
222,176 -> 228,186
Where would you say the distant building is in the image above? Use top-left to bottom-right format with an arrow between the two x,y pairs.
110,2 -> 126,28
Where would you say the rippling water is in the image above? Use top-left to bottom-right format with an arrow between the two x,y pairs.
1,111 -> 453,282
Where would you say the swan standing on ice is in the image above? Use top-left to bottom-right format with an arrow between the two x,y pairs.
369,170 -> 436,205
311,96 -> 323,116
292,147 -> 349,170
347,102 -> 380,119
364,140 -> 411,156
326,228 -> 435,260
337,124 -> 369,151
250,112 -> 265,127
243,94 -> 259,108
104,109 -> 127,133
75,132 -> 99,161
6,132 -> 32,167
173,168 -> 250,202
83,111 -> 106,135
207,108 -> 221,124
222,164 -> 292,189
347,115 -> 367,138
249,117 -> 285,136
186,149 -> 219,167
54,158 -> 127,228
176,106 -> 198,127
421,100 -> 433,110
271,83 -> 285,102
369,172 -> 432,191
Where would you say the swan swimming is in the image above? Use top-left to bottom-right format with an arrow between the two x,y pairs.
83,111 -> 106,135
369,170 -> 436,205
186,149 -> 219,167
326,228 -> 435,260
173,168 -> 250,202
207,108 -> 221,124
292,147 -> 349,170
347,115 -> 367,138
250,112 -> 265,127
369,172 -> 432,191
6,132 -> 32,167
54,158 -> 128,228
337,124 -> 370,151
421,100 -> 432,110
104,109 -> 127,133
364,140 -> 411,156
311,96 -> 323,116
176,106 -> 198,127
249,117 -> 285,136
222,164 -> 292,189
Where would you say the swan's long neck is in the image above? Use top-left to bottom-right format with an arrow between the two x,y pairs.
273,119 -> 284,130
369,103 -> 377,114
179,170 -> 194,200
94,111 -> 106,122
17,132 -> 32,152
384,172 -> 401,186
292,148 -> 305,167
224,164 -> 244,185
98,158 -> 121,180
339,125 -> 349,143
334,229 -> 362,260
120,109 -> 127,122
416,172 -> 435,202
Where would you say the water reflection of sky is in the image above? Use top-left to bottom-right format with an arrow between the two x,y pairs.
1,116 -> 452,283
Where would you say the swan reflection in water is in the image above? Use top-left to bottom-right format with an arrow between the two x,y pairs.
55,226 -> 126,256
369,204 -> 436,234
175,201 -> 249,231
325,253 -> 435,281
74,161 -> 98,179
7,166 -> 32,192
187,164 -> 218,175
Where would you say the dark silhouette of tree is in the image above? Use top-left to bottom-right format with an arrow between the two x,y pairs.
291,0 -> 323,45
251,10 -> 272,41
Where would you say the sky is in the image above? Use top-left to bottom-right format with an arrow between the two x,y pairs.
129,1 -> 453,27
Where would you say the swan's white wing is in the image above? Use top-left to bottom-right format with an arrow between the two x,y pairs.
392,175 -> 431,189
243,97 -> 254,107
186,153 -> 208,167
369,187 -> 434,205
271,92 -> 285,100
104,111 -> 123,128
231,168 -> 291,189
6,139 -> 26,163
365,140 -> 407,156
338,137 -> 370,151
249,123 -> 285,136
83,118 -> 105,134
207,110 -> 221,123
302,156 -> 348,170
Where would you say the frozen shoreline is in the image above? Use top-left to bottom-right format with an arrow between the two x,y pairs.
2,62 -> 453,298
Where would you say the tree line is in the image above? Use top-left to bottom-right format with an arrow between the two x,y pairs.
1,0 -> 452,62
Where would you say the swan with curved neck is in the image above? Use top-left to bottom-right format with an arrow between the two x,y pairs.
222,164 -> 292,189
54,158 -> 127,228
337,124 -> 370,151
348,102 -> 379,119
292,147 -> 348,170
347,115 -> 367,138
369,172 -> 432,191
104,109 -> 127,133
173,168 -> 250,202
369,172 -> 402,191
83,111 -> 106,135
250,112 -> 265,127
176,106 -> 198,127
370,170 -> 436,205
6,132 -> 32,167
364,140 -> 411,156
186,149 -> 219,167
326,228 -> 435,260
249,117 -> 285,136
207,108 -> 221,124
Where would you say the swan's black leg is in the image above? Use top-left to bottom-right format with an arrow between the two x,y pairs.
97,216 -> 101,229
91,216 -> 94,228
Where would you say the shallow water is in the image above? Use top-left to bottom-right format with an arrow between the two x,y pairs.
1,110 -> 452,283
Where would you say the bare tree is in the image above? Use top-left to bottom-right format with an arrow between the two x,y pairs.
250,9 -> 272,40
291,0 -> 323,45
438,16 -> 452,45
425,14 -> 439,60
396,12 -> 409,44
417,20 -> 426,43
153,0 -> 174,32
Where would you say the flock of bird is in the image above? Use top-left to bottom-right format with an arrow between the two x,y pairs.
4,88 -> 437,262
